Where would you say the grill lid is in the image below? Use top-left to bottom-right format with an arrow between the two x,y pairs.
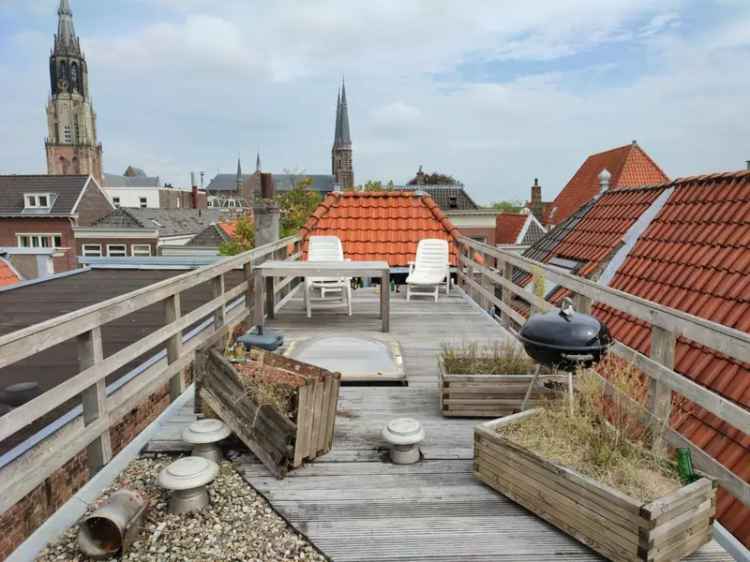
518,298 -> 611,369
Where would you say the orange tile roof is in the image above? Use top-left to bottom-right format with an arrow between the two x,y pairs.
528,169 -> 750,547
300,191 -> 460,267
495,213 -> 527,245
545,142 -> 669,226
0,258 -> 21,288
217,221 -> 238,238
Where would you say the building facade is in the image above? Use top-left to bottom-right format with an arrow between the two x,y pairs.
331,82 -> 354,189
45,0 -> 103,186
0,175 -> 114,272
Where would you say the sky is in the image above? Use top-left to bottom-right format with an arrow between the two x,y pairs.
0,0 -> 748,205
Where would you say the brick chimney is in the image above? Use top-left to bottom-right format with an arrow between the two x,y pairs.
528,178 -> 544,223
190,172 -> 198,209
254,173 -> 279,248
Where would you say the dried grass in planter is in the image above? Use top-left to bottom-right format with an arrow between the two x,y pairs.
441,341 -> 535,374
497,363 -> 680,503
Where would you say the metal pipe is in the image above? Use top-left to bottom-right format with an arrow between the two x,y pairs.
78,490 -> 147,559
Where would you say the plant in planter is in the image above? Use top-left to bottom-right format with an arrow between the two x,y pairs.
474,364 -> 716,562
195,345 -> 340,479
439,341 -> 564,417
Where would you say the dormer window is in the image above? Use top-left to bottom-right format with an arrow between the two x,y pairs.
448,195 -> 458,209
25,193 -> 53,209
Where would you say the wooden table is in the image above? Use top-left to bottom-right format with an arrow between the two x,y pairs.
254,260 -> 391,332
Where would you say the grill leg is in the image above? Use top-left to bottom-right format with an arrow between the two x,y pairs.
521,364 -> 542,411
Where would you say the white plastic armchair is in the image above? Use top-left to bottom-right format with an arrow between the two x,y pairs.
304,235 -> 352,318
406,239 -> 450,302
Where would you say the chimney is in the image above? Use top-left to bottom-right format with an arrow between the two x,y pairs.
254,173 -> 280,248
190,172 -> 198,209
598,168 -> 611,193
529,178 -> 543,222
260,172 -> 275,199
531,178 -> 541,204
746,160 -> 750,171
416,165 -> 425,186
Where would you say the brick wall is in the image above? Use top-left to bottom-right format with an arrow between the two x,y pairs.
76,180 -> 114,226
458,227 -> 496,245
0,365 -> 192,561
0,217 -> 77,272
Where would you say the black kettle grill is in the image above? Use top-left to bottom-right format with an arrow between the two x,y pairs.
519,298 -> 611,371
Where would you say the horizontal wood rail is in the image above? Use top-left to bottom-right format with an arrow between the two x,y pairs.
455,235 -> 750,507
0,235 -> 302,514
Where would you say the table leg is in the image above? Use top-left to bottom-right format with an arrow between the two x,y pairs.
381,270 -> 390,332
266,276 -> 275,319
254,270 -> 264,332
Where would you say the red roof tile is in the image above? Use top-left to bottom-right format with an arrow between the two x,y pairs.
0,258 -> 21,288
545,142 -> 669,226
300,191 -> 460,267
495,213 -> 527,244
524,169 -> 750,547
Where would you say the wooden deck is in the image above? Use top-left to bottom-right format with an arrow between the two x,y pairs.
147,287 -> 730,562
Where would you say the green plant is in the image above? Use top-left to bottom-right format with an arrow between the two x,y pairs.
274,176 -> 322,237
440,341 -> 534,374
218,214 -> 255,256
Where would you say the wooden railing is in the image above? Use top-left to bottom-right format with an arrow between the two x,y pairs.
0,235 -> 302,514
455,235 -> 750,508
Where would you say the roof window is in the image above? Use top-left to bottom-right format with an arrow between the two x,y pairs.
24,193 -> 54,210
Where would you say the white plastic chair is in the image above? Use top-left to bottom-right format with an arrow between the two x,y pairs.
406,239 -> 451,302
304,236 -> 352,318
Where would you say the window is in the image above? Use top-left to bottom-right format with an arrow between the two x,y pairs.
24,193 -> 53,209
112,197 -> 120,208
107,244 -> 127,257
82,244 -> 102,257
131,244 -> 151,257
63,125 -> 72,144
17,233 -> 63,248
449,196 -> 458,209
139,197 -> 148,208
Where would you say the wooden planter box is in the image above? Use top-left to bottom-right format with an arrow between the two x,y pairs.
196,347 -> 341,478
474,410 -> 716,562
439,358 -> 563,417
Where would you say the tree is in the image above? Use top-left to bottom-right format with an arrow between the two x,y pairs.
487,200 -> 524,213
218,175 -> 323,256
407,171 -> 460,186
351,179 -> 396,192
274,176 -> 322,237
218,214 -> 255,256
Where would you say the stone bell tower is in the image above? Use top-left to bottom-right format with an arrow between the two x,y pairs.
45,0 -> 103,184
331,80 -> 354,189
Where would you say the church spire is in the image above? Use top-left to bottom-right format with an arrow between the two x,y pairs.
236,157 -> 243,190
256,152 -> 261,173
331,77 -> 353,189
55,0 -> 79,53
338,79 -> 351,146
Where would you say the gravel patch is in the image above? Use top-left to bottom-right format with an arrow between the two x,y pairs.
36,455 -> 328,562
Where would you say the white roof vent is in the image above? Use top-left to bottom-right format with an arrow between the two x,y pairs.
598,169 -> 612,193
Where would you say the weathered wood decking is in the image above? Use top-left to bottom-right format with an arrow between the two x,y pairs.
147,287 -> 730,562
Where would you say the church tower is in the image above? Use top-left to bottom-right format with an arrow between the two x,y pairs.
45,0 -> 103,185
331,80 -> 354,189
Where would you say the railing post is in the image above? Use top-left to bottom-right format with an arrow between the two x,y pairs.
479,251 -> 492,311
501,261 -> 513,325
78,326 -> 112,474
243,259 -> 253,313
165,293 -> 185,401
648,325 -> 675,451
212,274 -> 226,330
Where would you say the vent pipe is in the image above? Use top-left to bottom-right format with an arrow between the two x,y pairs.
746,160 -> 750,171
598,168 -> 611,194
260,172 -> 275,199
